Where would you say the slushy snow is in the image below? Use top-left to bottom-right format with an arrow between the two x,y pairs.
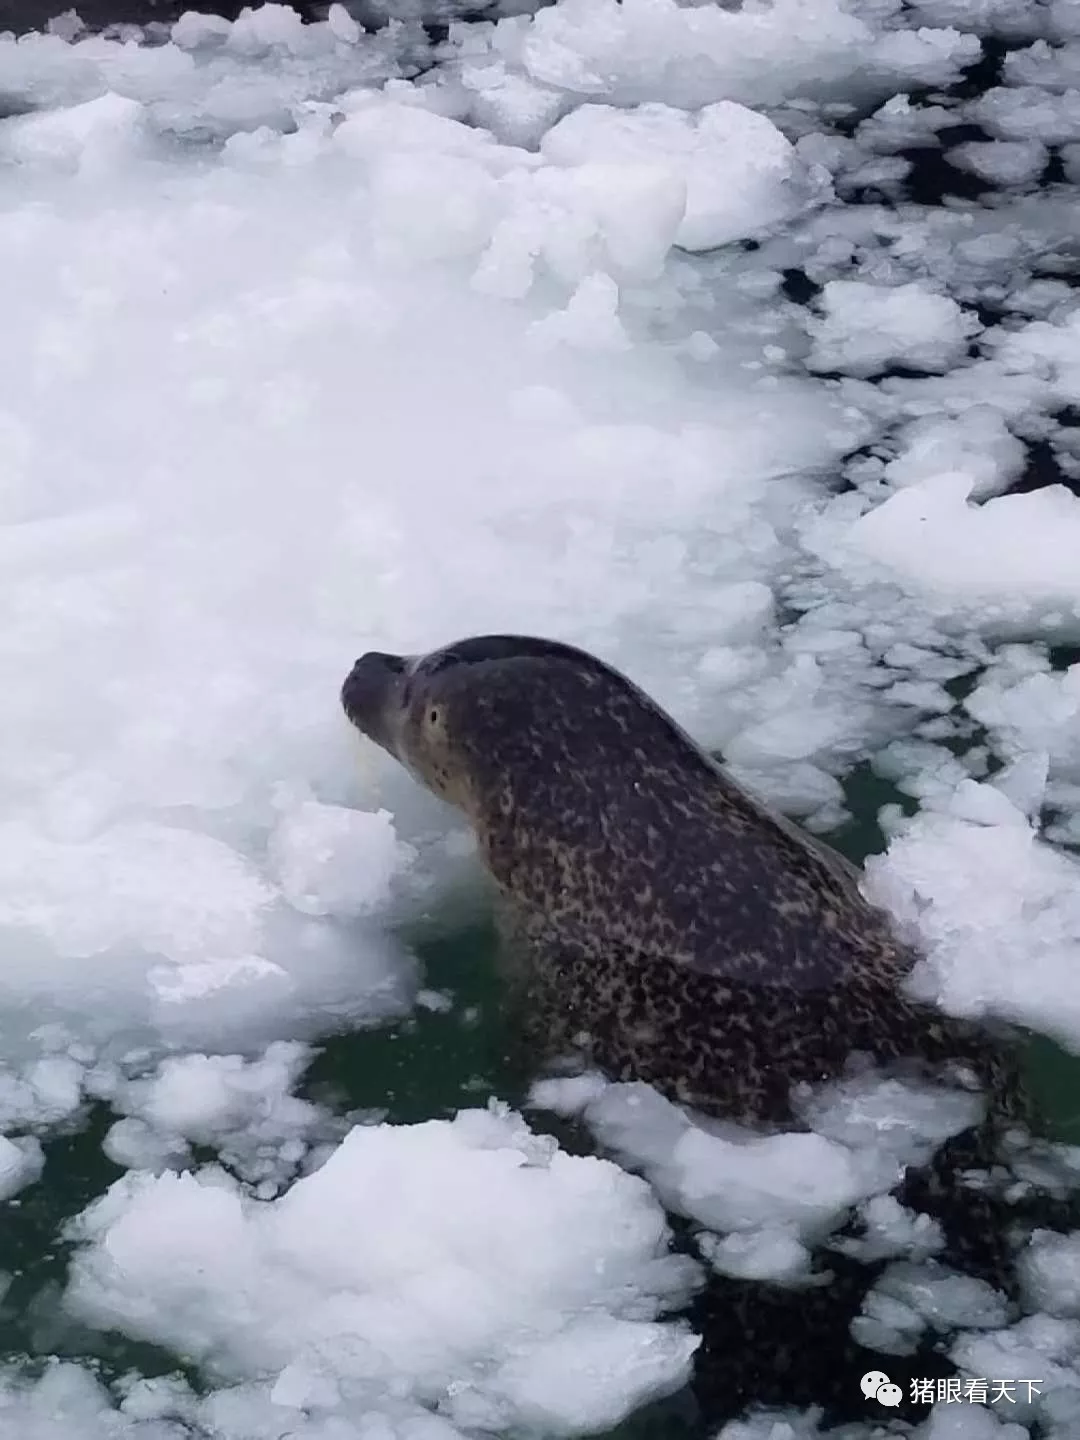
530,1067 -> 984,1285
2,0 -> 1080,1436
64,1104 -> 701,1434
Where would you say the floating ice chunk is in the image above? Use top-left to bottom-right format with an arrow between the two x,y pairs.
1,1358 -> 554,1439
120,1044 -> 314,1137
0,17 -> 415,144
903,0 -> 1050,40
599,1087 -> 900,1240
918,1407 -> 1033,1440
541,100 -> 823,252
225,3 -> 310,55
0,821 -> 273,968
1022,1231 -> 1080,1319
475,160 -> 687,296
99,1041 -> 333,1189
968,86 -> 1080,144
326,3 -> 363,45
530,1071 -> 611,1116
952,1314 -> 1080,1418
528,272 -> 632,351
705,581 -> 776,644
478,1311 -> 701,1434
458,60 -> 568,147
852,1282 -> 927,1356
337,90 -> 688,289
1051,0 -> 1080,41
984,310 -> 1080,410
966,661 -> 1080,784
831,1194 -> 945,1264
0,1134 -> 44,1200
829,473 -> 1080,624
101,1117 -> 189,1174
723,651 -> 876,769
864,777 -> 1080,1052
0,1054 -> 85,1131
268,801 -> 417,918
367,152 -> 505,265
716,1400 -> 1015,1439
334,94 -> 533,172
0,1363 -> 165,1439
530,1068 -> 980,1282
0,1359 -> 470,1440
865,1260 -> 1009,1339
795,1070 -> 984,1165
699,1226 -> 813,1284
883,410 -> 1026,500
0,820 -> 414,1054
0,92 -> 146,175
806,281 -> 981,378
509,0 -> 979,112
65,1105 -> 700,1431
1005,39 -> 1080,92
171,11 -> 233,49
856,93 -> 955,153
948,139 -> 1049,186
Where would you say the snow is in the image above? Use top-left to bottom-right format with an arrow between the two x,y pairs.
95,1040 -> 339,1189
0,8 -> 419,142
0,90 -> 148,174
540,100 -> 828,252
819,476 -> 1080,624
952,1315 -> 1080,1430
718,1402 -> 1033,1440
64,1104 -> 701,1434
529,1068 -> 983,1286
3,0 -> 1080,1435
863,777 -> 1080,1049
948,140 -> 1049,188
480,0 -> 982,113
882,410 -> 1026,501
1022,1231 -> 1080,1319
1004,40 -> 1080,93
854,1259 -> 1010,1356
0,1133 -> 45,1200
968,87 -> 1080,146
806,280 -> 982,378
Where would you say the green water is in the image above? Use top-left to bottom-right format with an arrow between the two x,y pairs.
2,762 -> 1079,1426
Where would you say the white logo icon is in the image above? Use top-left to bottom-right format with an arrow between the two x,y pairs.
861,1371 -> 903,1407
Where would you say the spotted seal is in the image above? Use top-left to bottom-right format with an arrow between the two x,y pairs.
341,634 -> 1073,1428
341,633 -> 1020,1126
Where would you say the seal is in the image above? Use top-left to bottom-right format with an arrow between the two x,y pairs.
340,633 -> 1017,1125
342,634 -> 1075,1431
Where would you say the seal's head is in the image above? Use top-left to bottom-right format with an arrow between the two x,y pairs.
342,632 -> 885,982
340,634 -> 711,889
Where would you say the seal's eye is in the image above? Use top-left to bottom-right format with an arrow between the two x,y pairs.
428,707 -> 441,726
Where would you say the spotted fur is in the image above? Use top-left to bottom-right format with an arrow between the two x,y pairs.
342,633 -> 1023,1128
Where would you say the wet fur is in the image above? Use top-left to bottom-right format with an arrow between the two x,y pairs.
342,634 -> 1058,1429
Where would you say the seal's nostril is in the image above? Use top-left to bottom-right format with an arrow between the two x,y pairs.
341,651 -> 406,728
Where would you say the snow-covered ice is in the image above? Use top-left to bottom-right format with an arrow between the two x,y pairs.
3,0 -> 1080,1435
806,280 -> 982,378
529,1064 -> 985,1287
539,100 -> 829,252
64,1103 -> 701,1434
93,1040 -> 341,1188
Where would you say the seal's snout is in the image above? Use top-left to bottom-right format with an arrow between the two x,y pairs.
341,651 -> 407,747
